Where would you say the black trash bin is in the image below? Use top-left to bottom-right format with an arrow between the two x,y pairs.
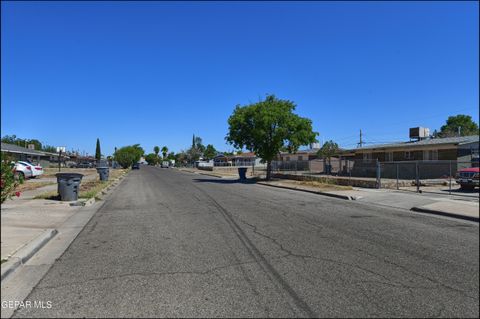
325,164 -> 332,175
238,167 -> 247,180
96,160 -> 109,181
56,173 -> 83,201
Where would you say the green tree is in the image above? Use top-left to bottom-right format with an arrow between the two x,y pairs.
1,135 -> 42,150
144,153 -> 158,165
95,138 -> 102,160
226,94 -> 318,180
114,144 -> 144,169
186,136 -> 205,163
175,151 -> 188,166
153,146 -> 160,165
317,140 -> 339,167
167,152 -> 175,161
203,144 -> 217,160
161,146 -> 168,159
42,145 -> 57,153
439,115 -> 479,137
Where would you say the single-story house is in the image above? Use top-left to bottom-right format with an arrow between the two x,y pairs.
277,148 -> 320,162
213,152 -> 262,166
342,135 -> 478,163
1,142 -> 69,168
341,135 -> 479,178
231,152 -> 262,166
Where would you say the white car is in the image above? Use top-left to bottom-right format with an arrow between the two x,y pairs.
14,161 -> 44,179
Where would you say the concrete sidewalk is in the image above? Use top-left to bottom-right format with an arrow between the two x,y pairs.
257,179 -> 479,222
1,199 -> 83,262
1,169 -> 129,282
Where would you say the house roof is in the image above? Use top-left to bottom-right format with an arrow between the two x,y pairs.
1,142 -> 48,156
1,142 -> 69,158
233,152 -> 256,158
348,135 -> 479,152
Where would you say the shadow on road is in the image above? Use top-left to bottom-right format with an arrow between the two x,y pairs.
192,178 -> 258,184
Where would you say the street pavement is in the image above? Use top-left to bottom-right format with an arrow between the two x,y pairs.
13,166 -> 479,318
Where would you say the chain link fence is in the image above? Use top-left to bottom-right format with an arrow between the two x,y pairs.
254,157 -> 479,196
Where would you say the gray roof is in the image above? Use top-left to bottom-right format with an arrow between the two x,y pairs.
349,135 -> 479,152
1,142 -> 68,158
1,142 -> 48,156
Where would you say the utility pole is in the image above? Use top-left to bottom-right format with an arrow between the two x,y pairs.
357,129 -> 364,148
458,126 -> 461,136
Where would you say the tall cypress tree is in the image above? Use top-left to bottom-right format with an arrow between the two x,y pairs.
95,138 -> 101,160
192,134 -> 195,149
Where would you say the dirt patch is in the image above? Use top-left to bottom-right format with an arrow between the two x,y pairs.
16,181 -> 55,192
41,168 -> 97,178
34,168 -> 129,200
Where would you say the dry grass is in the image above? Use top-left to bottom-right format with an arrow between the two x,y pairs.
16,181 -> 55,192
294,180 -> 353,191
34,168 -> 129,200
42,168 -> 97,178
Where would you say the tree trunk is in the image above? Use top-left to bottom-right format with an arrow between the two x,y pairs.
266,160 -> 272,180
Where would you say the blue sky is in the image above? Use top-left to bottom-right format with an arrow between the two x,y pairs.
1,1 -> 478,156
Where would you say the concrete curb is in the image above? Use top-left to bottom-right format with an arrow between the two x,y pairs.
257,182 -> 354,200
197,172 -> 224,178
410,207 -> 479,222
96,174 -> 127,200
1,228 -> 57,282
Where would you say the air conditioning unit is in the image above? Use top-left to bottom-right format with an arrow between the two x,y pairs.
409,127 -> 430,140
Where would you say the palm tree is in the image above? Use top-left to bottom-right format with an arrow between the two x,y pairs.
161,146 -> 168,160
154,146 -> 160,165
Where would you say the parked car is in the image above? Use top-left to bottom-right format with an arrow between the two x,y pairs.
66,161 -> 78,168
455,167 -> 479,190
161,161 -> 170,168
14,161 -> 43,179
132,162 -> 140,170
77,162 -> 93,168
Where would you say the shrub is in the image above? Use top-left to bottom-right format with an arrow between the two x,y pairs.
1,154 -> 23,203
114,144 -> 144,169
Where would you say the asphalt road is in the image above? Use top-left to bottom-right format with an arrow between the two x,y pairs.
14,166 -> 479,318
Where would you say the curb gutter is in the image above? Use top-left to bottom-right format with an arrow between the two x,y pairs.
1,229 -> 58,282
410,207 -> 479,222
257,182 -> 354,200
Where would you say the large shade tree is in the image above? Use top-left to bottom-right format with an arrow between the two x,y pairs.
226,94 -> 318,180
317,140 -> 339,172
114,144 -> 144,169
203,144 -> 217,160
439,115 -> 479,137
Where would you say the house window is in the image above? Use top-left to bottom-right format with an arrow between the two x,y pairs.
405,151 -> 413,160
386,152 -> 393,162
363,152 -> 372,162
298,156 -> 303,161
423,149 -> 438,161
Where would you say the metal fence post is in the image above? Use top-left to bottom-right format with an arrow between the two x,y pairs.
376,159 -> 381,189
416,161 -> 420,193
349,160 -> 352,186
449,160 -> 452,195
396,163 -> 399,190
